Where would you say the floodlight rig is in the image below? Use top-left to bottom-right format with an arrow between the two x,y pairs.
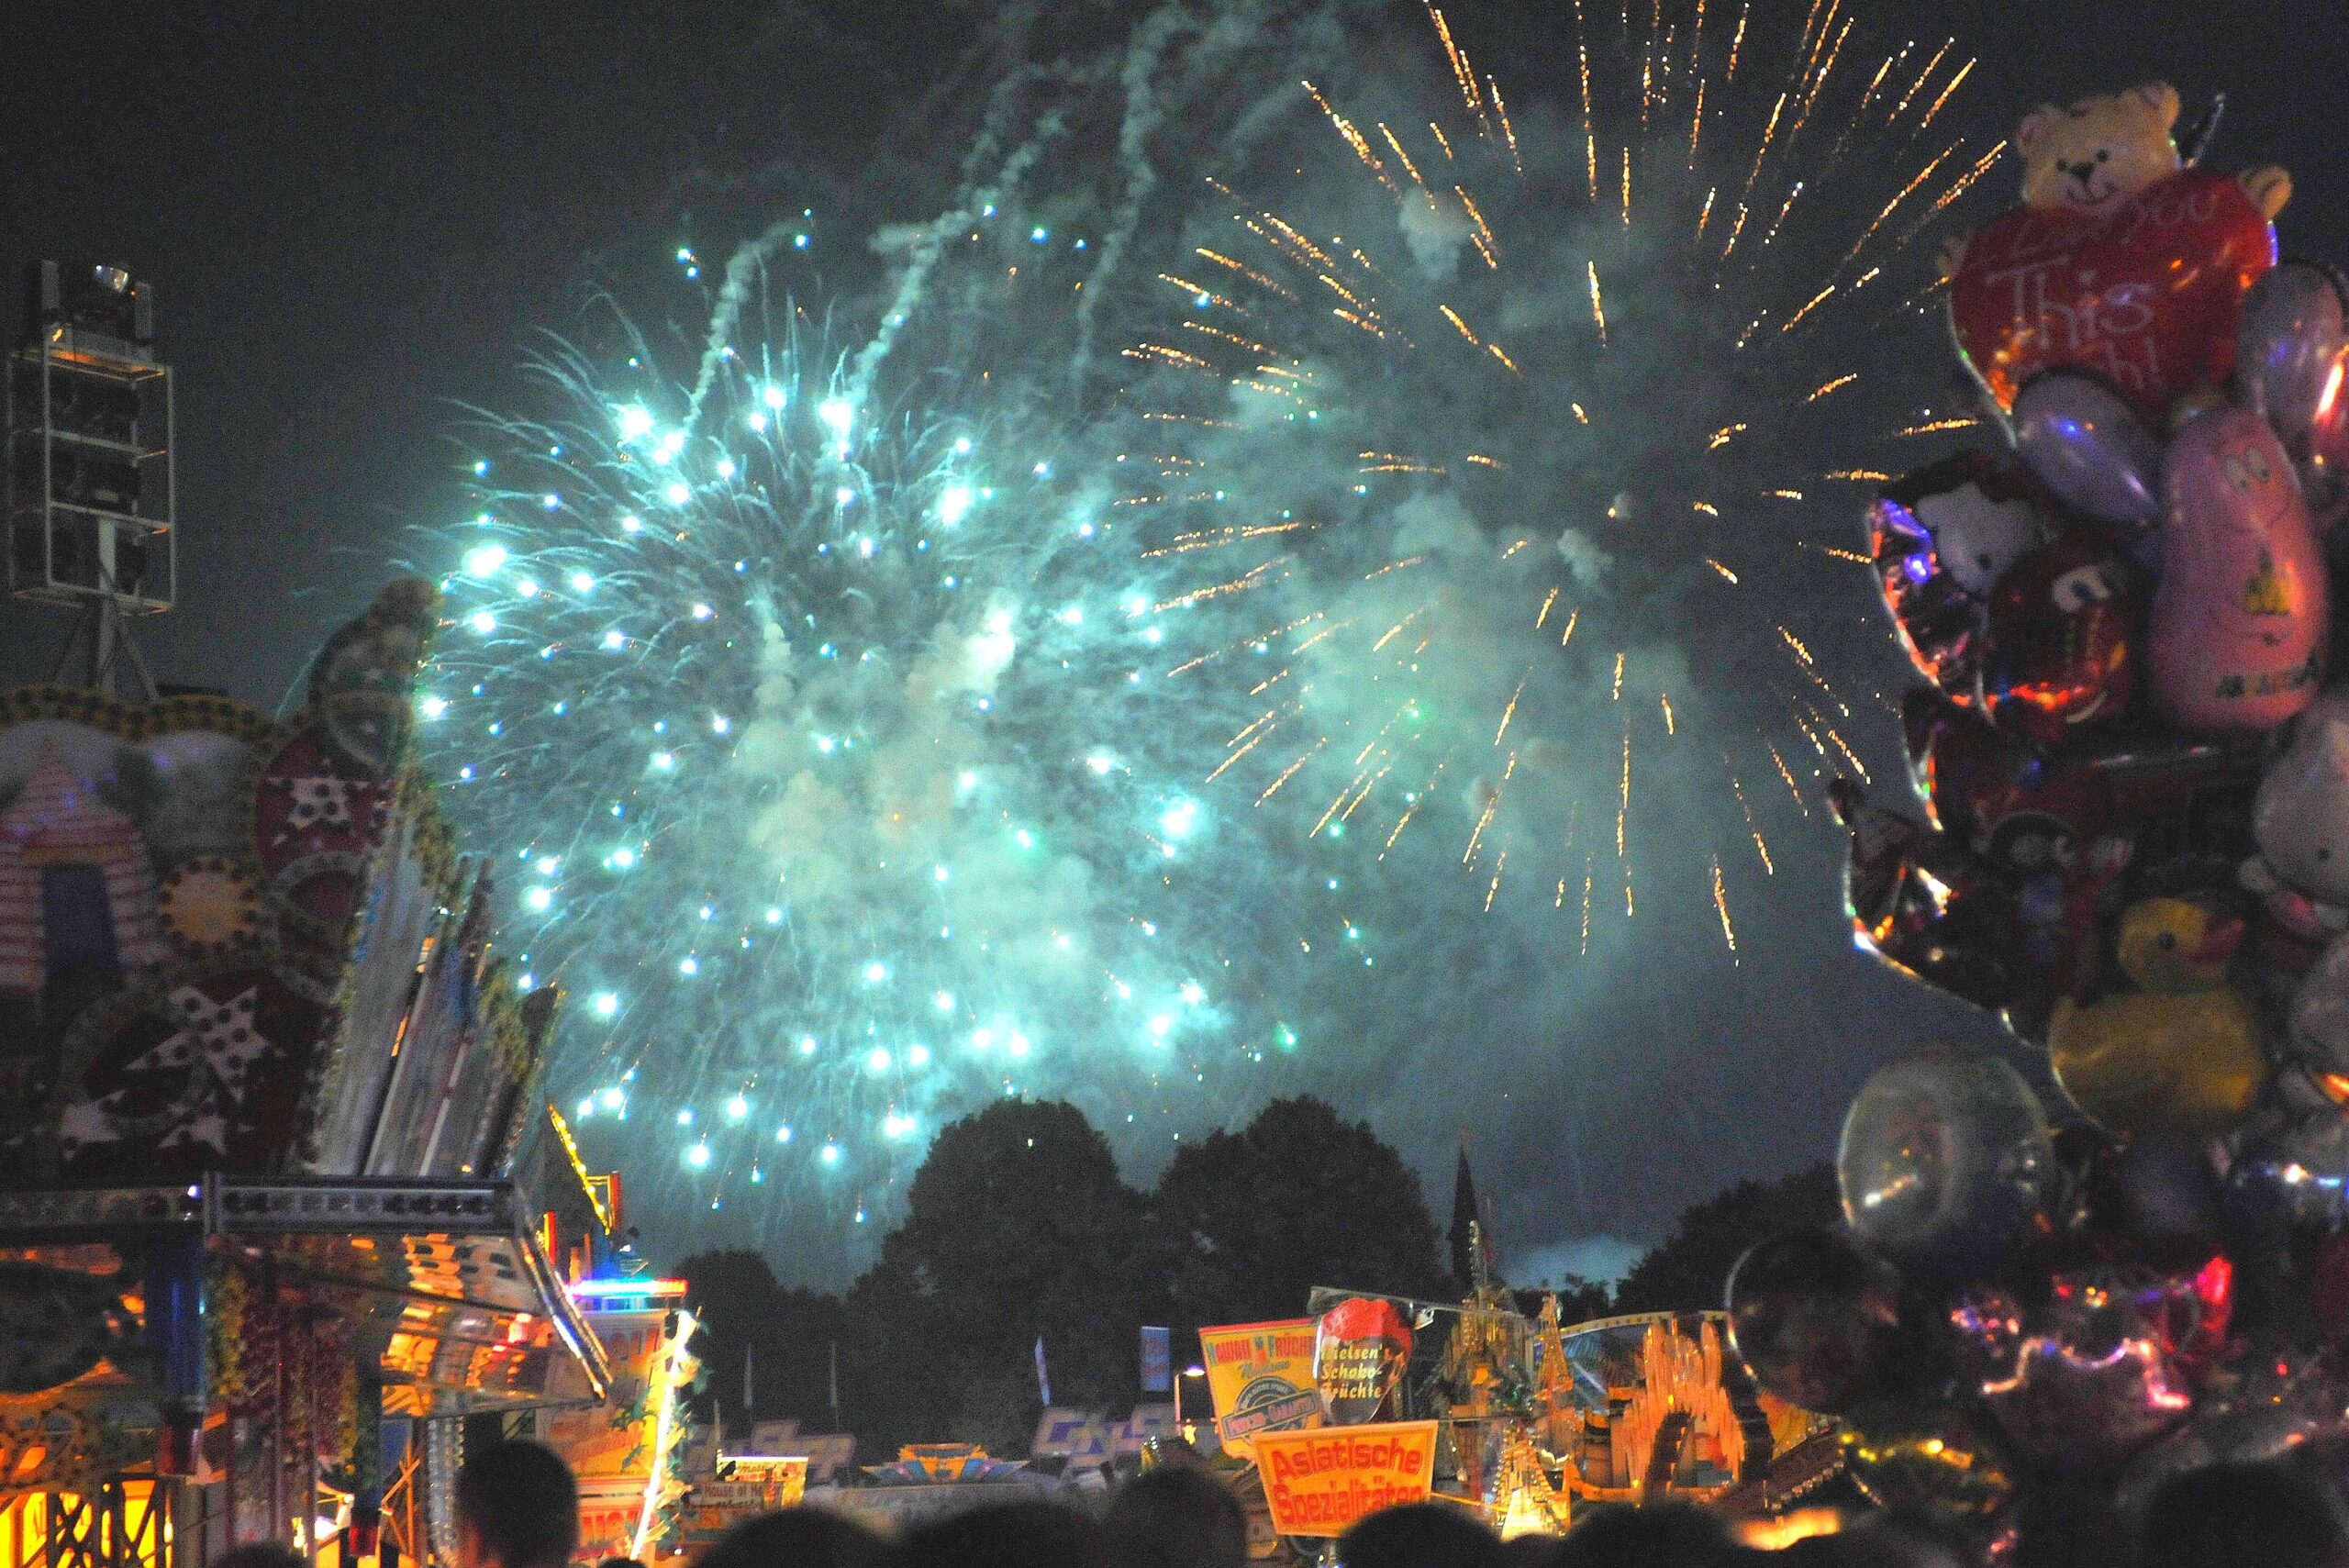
6,261 -> 174,698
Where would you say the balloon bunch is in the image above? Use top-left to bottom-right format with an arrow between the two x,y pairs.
1734,80 -> 2349,1551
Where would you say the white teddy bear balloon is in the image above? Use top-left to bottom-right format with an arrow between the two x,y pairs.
2288,935 -> 2349,1103
2243,686 -> 2349,939
1912,483 -> 2047,598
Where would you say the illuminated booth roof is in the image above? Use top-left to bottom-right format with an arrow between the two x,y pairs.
0,1176 -> 608,1418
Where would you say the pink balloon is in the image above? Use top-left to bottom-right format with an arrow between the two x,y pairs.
2310,356 -> 2349,532
2149,404 -> 2330,730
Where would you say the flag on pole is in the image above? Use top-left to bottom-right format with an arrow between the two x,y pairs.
1034,1335 -> 1052,1407
1139,1326 -> 1172,1394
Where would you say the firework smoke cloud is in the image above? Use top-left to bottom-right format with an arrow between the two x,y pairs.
424,287 -> 1258,1277
421,0 -> 2011,1278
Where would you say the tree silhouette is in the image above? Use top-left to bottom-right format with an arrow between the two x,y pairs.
1159,1096 -> 1446,1340
1610,1162 -> 1841,1316
677,1250 -> 845,1439
840,1099 -> 1158,1453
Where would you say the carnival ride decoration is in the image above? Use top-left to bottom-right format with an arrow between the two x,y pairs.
1223,1229 -> 1838,1550
545,1277 -> 697,1565
0,580 -> 618,1568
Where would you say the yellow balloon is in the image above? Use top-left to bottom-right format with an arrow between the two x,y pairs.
2051,897 -> 2269,1141
2049,985 -> 2267,1141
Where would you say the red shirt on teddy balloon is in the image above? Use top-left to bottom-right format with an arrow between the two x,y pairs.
1944,82 -> 2288,422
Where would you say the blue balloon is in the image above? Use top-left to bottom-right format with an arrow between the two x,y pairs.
2011,370 -> 2165,536
2228,1109 -> 2349,1235
1839,1052 -> 2054,1282
2235,261 -> 2349,452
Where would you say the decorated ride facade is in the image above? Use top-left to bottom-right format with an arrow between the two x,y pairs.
0,581 -> 612,1568
1171,1237 -> 1840,1559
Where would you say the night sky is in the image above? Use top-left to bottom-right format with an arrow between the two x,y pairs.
6,1 -> 2344,1277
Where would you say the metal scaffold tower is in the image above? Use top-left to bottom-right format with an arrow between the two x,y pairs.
6,261 -> 175,699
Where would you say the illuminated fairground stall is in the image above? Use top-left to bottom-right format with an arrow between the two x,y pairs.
538,1274 -> 699,1566
0,575 -> 614,1568
1184,1238 -> 1844,1558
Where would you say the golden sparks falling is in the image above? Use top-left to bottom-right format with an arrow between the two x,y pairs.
1712,854 -> 1738,955
1126,0 -> 1987,948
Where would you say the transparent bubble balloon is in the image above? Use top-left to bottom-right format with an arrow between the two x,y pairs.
1726,1227 -> 1918,1415
1839,1052 -> 2054,1281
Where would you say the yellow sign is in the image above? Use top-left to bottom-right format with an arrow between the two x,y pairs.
1252,1421 -> 1438,1539
716,1455 -> 807,1507
1199,1318 -> 1324,1462
544,1310 -> 672,1479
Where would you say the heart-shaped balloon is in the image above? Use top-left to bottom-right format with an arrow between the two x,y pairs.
1977,1268 -> 2198,1472
1951,171 -> 2277,420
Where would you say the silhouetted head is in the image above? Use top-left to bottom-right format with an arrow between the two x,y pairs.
1497,1535 -> 1564,1568
212,1547 -> 305,1568
1553,1502 -> 1738,1568
1337,1501 -> 1503,1568
1770,1518 -> 1969,1568
1103,1465 -> 1249,1568
893,1500 -> 1108,1568
695,1507 -> 885,1568
455,1441 -> 578,1568
2142,1462 -> 2349,1568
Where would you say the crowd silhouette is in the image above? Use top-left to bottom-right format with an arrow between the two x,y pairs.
446,1438 -> 2349,1568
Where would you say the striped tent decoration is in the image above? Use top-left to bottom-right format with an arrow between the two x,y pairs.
0,743 -> 170,1005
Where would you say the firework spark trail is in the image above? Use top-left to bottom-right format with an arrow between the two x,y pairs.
1712,853 -> 1738,956
851,124 -> 1064,406
1114,0 -> 1989,948
1724,760 -> 1776,873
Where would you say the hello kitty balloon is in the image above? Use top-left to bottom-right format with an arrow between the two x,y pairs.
2243,686 -> 2349,940
2148,404 -> 2329,731
1870,452 -> 2054,699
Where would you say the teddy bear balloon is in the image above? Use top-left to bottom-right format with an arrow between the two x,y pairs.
1943,83 -> 2288,423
